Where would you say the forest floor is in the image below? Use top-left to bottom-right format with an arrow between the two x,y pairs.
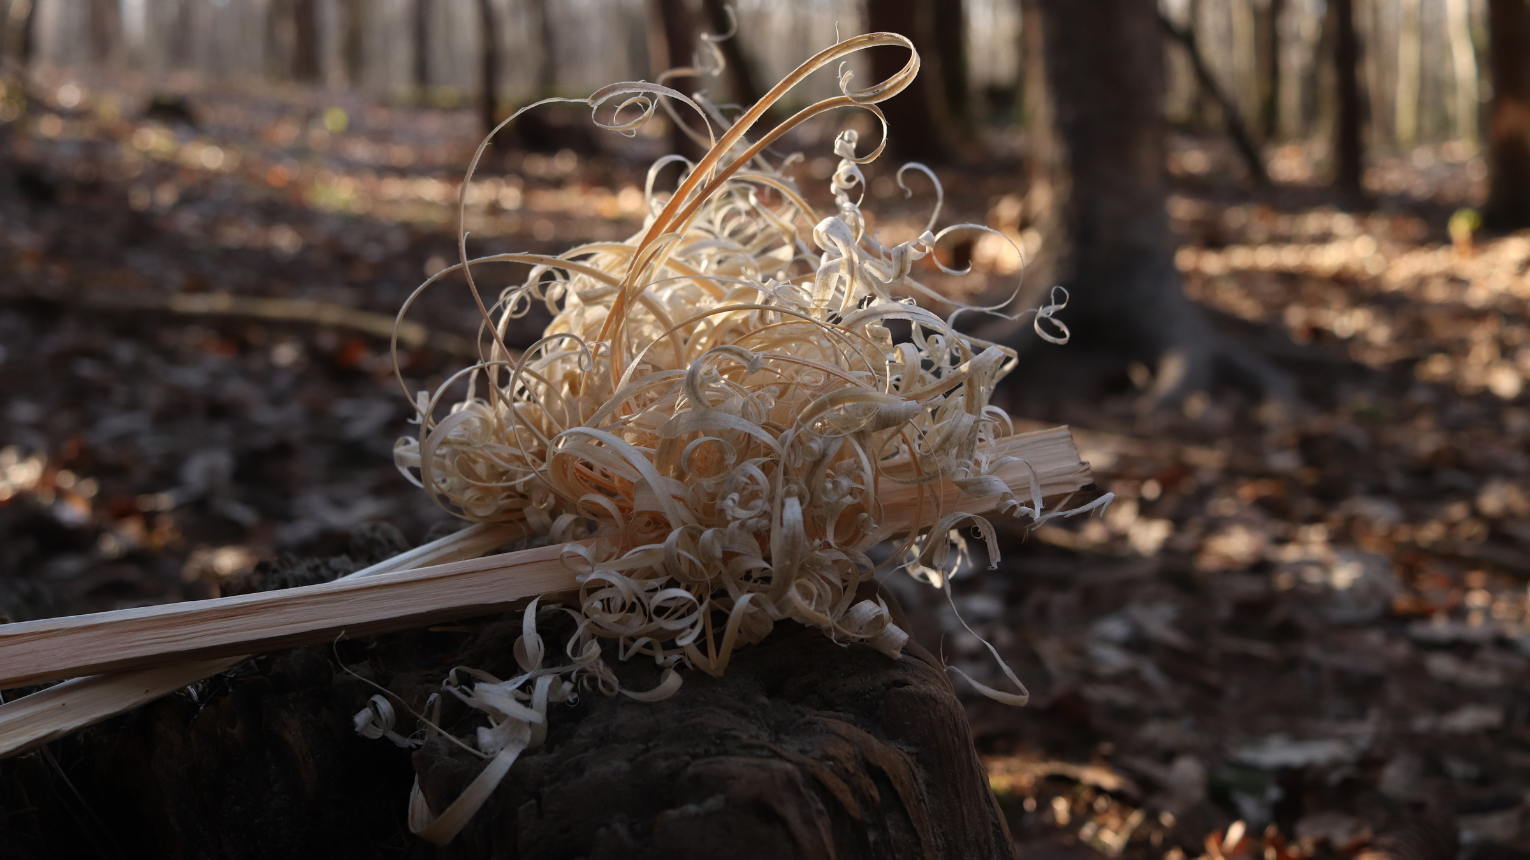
1,68 -> 1528,860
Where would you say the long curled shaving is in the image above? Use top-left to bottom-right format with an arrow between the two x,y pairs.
380,29 -> 1102,844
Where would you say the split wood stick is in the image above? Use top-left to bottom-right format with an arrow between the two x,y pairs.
0,426 -> 1092,701
0,523 -> 527,759
0,543 -> 574,690
879,424 -> 1090,534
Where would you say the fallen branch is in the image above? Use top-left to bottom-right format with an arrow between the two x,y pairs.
0,287 -> 483,358
0,426 -> 1091,696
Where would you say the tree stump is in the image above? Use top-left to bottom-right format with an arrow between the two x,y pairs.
0,531 -> 1016,860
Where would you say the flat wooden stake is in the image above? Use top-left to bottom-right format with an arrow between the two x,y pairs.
0,543 -> 576,689
0,522 -> 526,759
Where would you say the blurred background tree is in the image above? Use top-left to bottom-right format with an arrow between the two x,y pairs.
0,0 -> 1519,396
12,0 -> 1499,183
1010,0 -> 1286,398
864,0 -> 959,161
1485,0 -> 1530,228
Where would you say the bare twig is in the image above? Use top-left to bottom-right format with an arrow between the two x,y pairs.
1157,10 -> 1270,185
0,287 -> 483,359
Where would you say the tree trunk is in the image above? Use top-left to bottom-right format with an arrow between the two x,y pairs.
1184,0 -> 1211,128
1485,0 -> 1530,229
649,0 -> 705,160
864,0 -> 955,163
291,0 -> 320,83
0,532 -> 1017,859
2,0 -> 37,71
414,0 -> 431,96
88,0 -> 119,66
1445,0 -> 1479,145
933,0 -> 968,130
1009,0 -> 1287,397
1258,0 -> 1284,140
1330,0 -> 1364,194
342,0 -> 364,89
702,0 -> 763,107
1396,0 -> 1421,150
531,0 -> 556,94
477,0 -> 501,142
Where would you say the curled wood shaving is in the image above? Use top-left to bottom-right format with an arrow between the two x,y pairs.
367,28 -> 1109,845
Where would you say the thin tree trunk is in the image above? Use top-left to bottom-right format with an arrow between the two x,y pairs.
1258,0 -> 1284,140
701,0 -> 762,107
864,0 -> 954,163
88,0 -> 119,65
650,0 -> 697,80
1401,0 -> 1419,146
1185,0 -> 1210,127
342,0 -> 363,89
414,0 -> 431,96
1330,0 -> 1364,194
531,0 -> 556,94
1020,0 -> 1053,224
2,0 -> 36,72
292,0 -> 320,82
1231,0 -> 1258,135
1277,0 -> 1317,139
649,0 -> 704,159
1486,0 -> 1530,228
1396,0 -> 1421,149
266,0 -> 286,79
478,0 -> 501,141
1359,0 -> 1389,156
934,0 -> 969,129
1159,11 -> 1270,183
1446,0 -> 1479,145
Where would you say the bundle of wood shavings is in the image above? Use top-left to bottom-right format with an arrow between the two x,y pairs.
364,31 -> 1106,844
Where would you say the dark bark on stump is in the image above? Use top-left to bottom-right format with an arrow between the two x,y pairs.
419,592 -> 1015,860
0,529 -> 1016,860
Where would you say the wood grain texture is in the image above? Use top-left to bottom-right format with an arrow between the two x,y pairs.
0,426 -> 1092,693
0,523 -> 525,758
414,584 -> 1020,859
0,543 -> 573,689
